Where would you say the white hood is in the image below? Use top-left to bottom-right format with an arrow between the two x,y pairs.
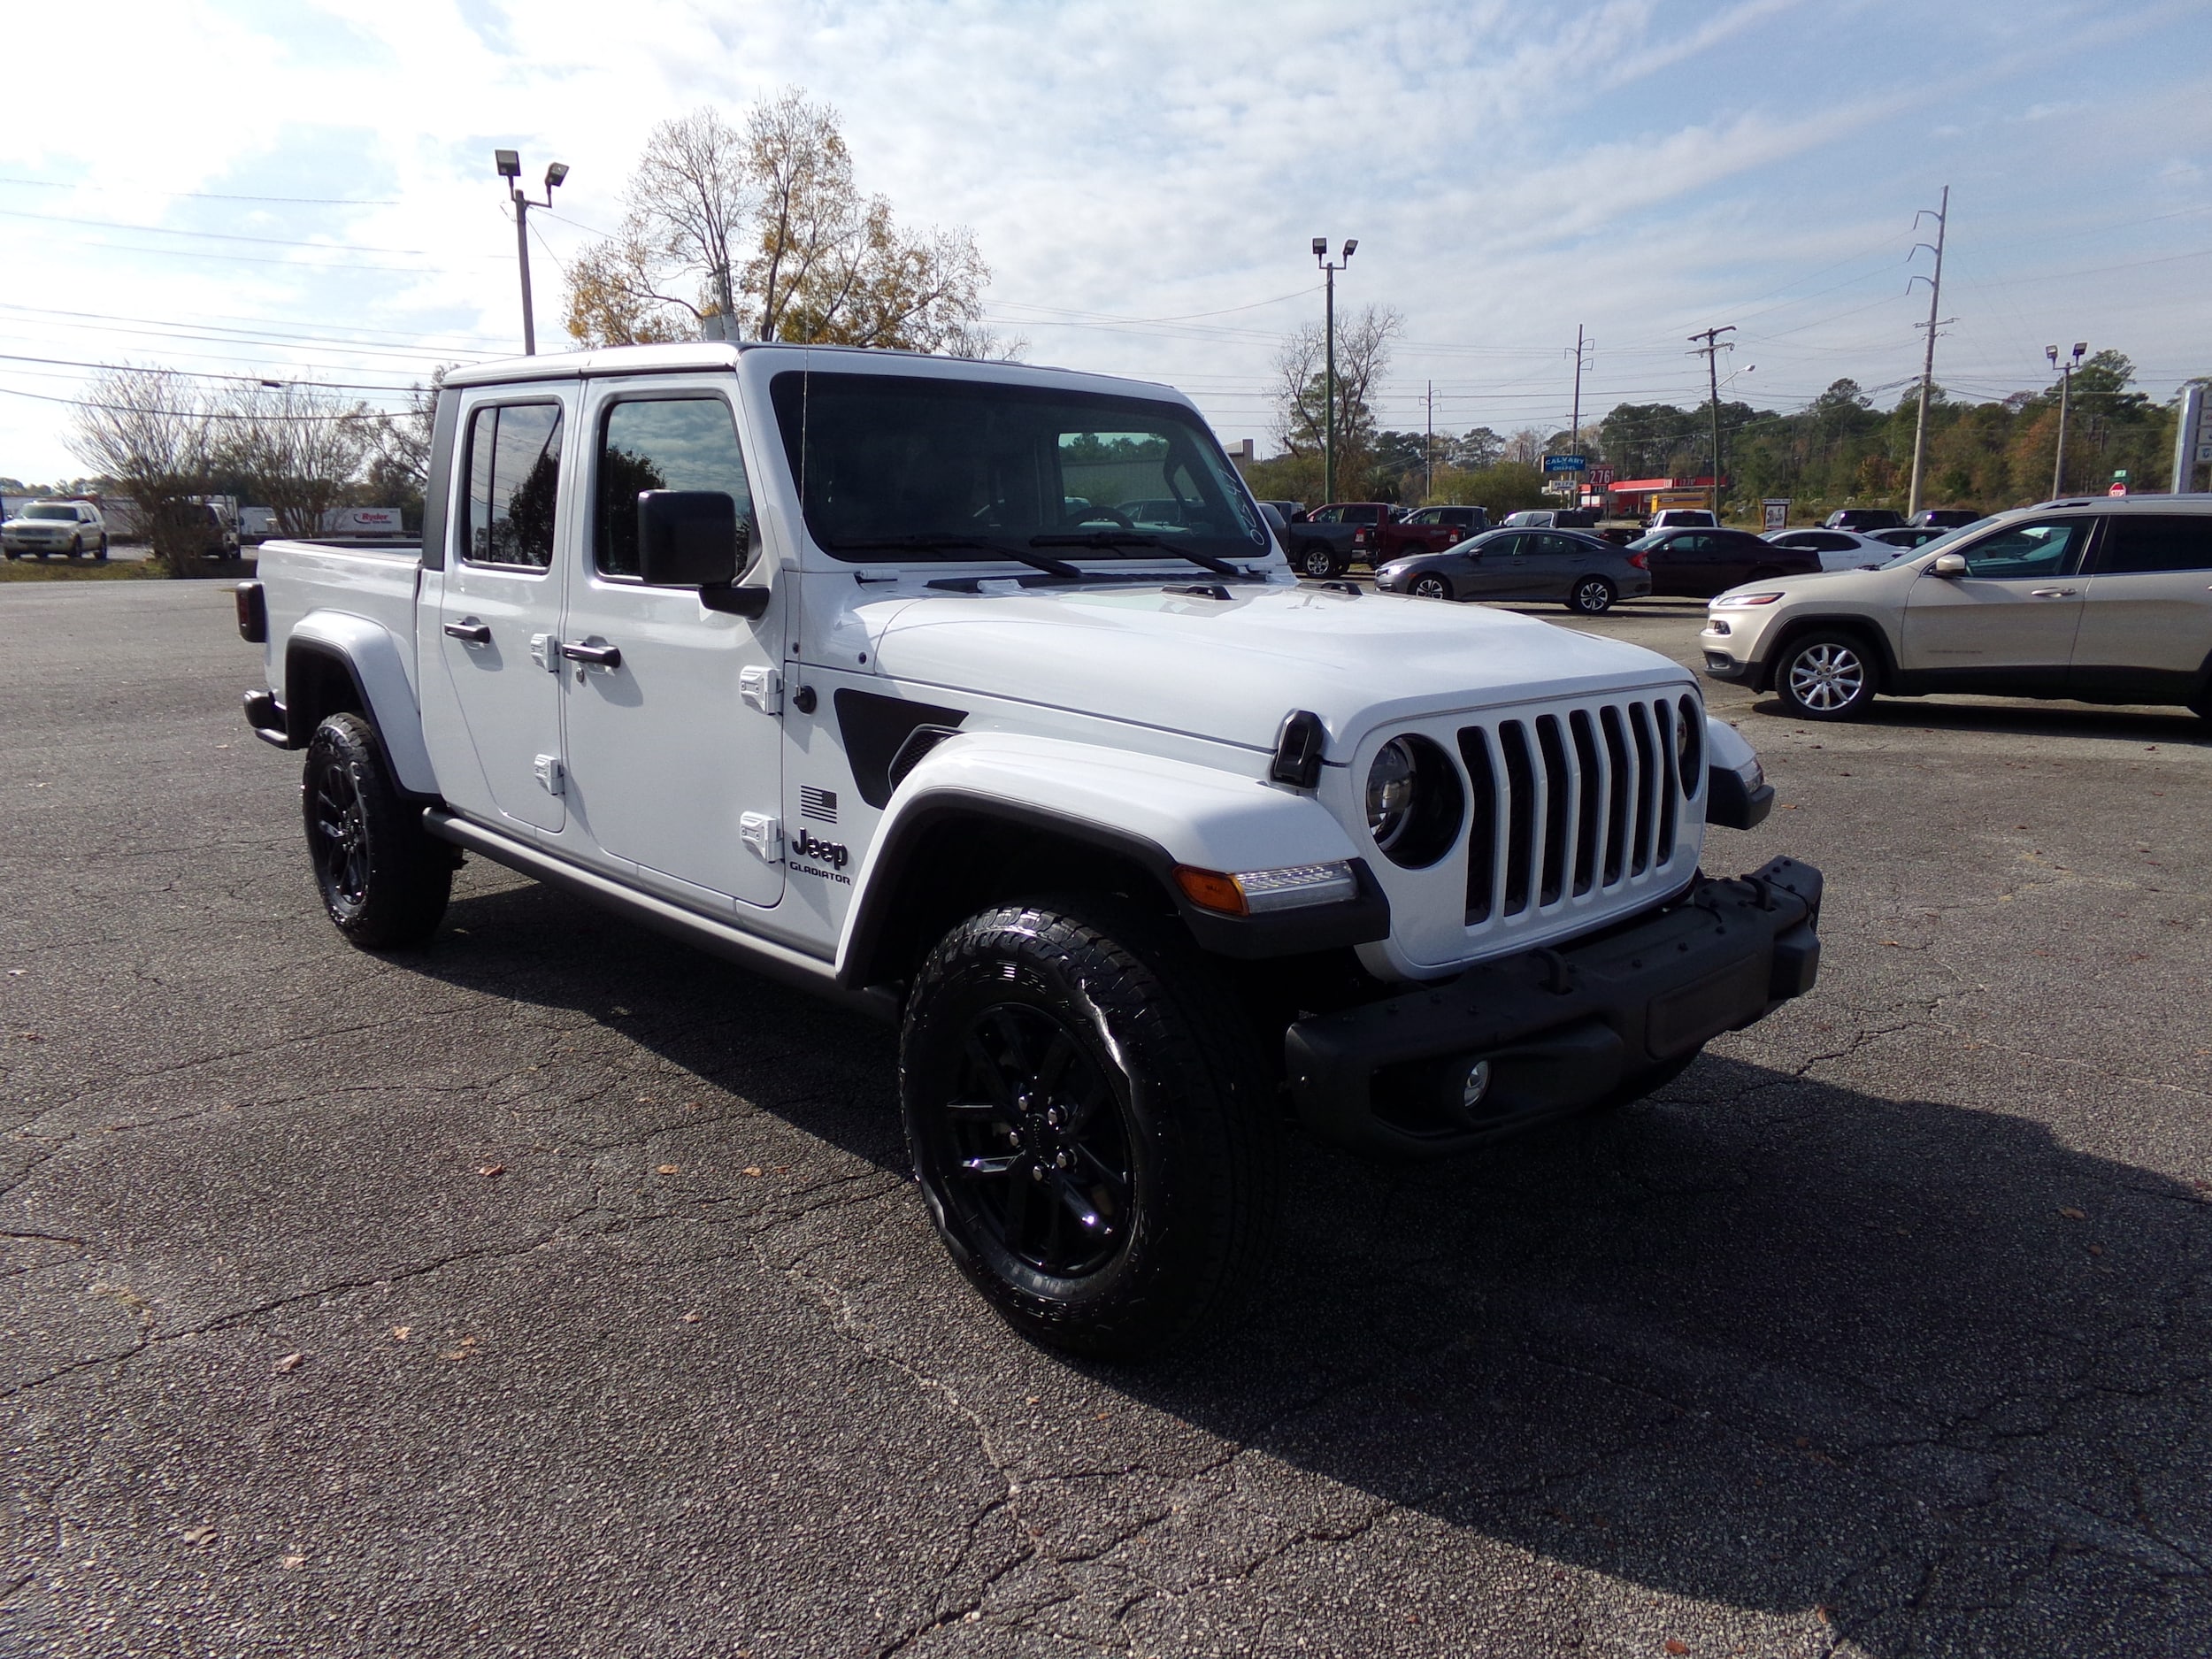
863,581 -> 1694,755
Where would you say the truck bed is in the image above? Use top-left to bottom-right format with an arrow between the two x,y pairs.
256,537 -> 424,712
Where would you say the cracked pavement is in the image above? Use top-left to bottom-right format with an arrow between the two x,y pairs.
3,581 -> 2208,1657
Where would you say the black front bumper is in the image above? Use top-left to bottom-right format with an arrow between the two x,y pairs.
1285,856 -> 1822,1157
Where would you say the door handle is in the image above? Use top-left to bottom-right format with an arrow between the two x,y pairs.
559,640 -> 622,668
442,621 -> 491,643
2029,588 -> 2078,599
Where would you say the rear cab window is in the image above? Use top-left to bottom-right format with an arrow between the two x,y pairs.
462,402 -> 565,570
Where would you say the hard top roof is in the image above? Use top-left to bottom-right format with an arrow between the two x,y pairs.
441,340 -> 1177,398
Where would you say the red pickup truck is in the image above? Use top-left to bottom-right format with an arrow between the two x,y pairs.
1283,503 -> 1468,579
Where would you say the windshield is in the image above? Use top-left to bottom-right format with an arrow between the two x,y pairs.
24,504 -> 79,520
1878,515 -> 1997,567
769,371 -> 1268,565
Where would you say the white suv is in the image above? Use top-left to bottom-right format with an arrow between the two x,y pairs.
3,499 -> 108,561
1700,498 -> 2212,721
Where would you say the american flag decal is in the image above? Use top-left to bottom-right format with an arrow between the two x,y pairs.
800,786 -> 837,824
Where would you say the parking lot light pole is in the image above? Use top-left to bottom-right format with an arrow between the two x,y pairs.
1314,238 -> 1355,502
2047,342 -> 2085,496
496,151 -> 569,356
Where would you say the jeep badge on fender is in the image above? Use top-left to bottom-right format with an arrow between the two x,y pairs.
238,340 -> 1821,1361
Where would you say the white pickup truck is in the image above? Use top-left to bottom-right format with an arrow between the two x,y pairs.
236,342 -> 1822,1357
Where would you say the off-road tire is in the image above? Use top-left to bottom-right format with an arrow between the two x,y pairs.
302,713 -> 450,949
1299,543 -> 1341,580
901,896 -> 1279,1360
1411,573 -> 1450,600
1773,630 -> 1878,721
1566,575 -> 1617,615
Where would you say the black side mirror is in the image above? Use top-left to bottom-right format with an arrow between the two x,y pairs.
638,490 -> 740,586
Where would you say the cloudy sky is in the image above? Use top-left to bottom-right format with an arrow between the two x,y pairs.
2,0 -> 2207,485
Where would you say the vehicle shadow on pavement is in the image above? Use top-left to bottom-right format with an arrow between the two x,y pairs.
1748,695 -> 2210,744
409,880 -> 2207,1655
1115,1056 -> 2211,1656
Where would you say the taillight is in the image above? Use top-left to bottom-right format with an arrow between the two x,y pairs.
1627,551 -> 1649,570
234,580 -> 267,642
1354,528 -> 1371,545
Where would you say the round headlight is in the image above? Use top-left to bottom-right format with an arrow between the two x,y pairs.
1366,738 -> 1417,851
1363,734 -> 1465,868
1676,695 -> 1702,795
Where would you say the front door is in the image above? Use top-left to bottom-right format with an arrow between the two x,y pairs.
1900,517 -> 2094,683
2070,513 -> 2212,700
427,389 -> 575,834
557,380 -> 787,910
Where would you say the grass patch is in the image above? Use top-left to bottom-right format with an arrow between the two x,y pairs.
0,557 -> 254,583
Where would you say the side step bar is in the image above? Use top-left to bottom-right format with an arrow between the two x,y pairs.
421,809 -> 900,1025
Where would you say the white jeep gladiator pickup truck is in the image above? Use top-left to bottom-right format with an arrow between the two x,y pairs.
236,342 -> 1821,1357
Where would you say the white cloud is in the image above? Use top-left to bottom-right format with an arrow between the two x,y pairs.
0,0 -> 2205,480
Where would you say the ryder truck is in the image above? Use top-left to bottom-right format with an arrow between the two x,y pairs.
236,342 -> 1822,1357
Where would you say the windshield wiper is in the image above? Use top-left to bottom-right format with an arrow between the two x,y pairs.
1030,532 -> 1243,577
833,534 -> 1080,579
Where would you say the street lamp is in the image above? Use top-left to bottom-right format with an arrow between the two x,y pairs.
1314,237 -> 1356,503
2047,341 -> 2085,496
495,149 -> 568,355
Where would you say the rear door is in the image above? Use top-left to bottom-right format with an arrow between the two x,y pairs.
1644,532 -> 1705,595
426,386 -> 577,834
1900,516 -> 2093,684
2070,513 -> 2212,702
556,378 -> 787,910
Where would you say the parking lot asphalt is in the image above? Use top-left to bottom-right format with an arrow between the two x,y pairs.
4,580 -> 2208,1659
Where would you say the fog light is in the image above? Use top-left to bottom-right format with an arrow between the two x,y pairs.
1462,1059 -> 1492,1110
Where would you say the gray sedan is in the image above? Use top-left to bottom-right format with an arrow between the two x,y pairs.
1373,527 -> 1652,615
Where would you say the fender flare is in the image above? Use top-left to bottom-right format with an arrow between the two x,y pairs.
1755,612 -> 1901,693
284,611 -> 438,795
834,731 -> 1388,985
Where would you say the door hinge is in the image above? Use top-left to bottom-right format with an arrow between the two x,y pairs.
740,665 -> 782,714
529,633 -> 560,673
739,811 -> 782,863
534,754 -> 565,795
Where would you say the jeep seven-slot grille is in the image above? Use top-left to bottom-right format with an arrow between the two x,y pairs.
1459,696 -> 1687,927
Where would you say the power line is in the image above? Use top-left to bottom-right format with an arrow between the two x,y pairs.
0,205 -> 437,255
0,383 -> 393,420
0,176 -> 401,205
0,351 -> 421,395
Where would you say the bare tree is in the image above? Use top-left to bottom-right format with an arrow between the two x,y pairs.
364,368 -> 453,532
1271,304 -> 1403,488
631,108 -> 750,326
65,365 -> 219,576
565,89 -> 999,355
1504,426 -> 1549,466
219,384 -> 378,539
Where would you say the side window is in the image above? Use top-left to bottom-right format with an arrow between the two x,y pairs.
462,401 -> 564,569
1961,519 -> 2088,579
595,396 -> 754,579
2096,515 -> 2212,575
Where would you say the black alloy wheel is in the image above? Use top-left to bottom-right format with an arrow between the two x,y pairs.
66,536 -> 82,560
1300,543 -> 1340,580
937,1002 -> 1134,1281
902,897 -> 1277,1359
301,712 -> 451,947
1410,572 -> 1451,600
1567,575 -> 1617,615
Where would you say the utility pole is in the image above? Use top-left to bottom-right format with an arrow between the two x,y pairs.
2173,382 -> 2208,495
2047,341 -> 2085,496
1688,325 -> 1736,518
1570,326 -> 1591,508
495,150 -> 569,356
1907,185 -> 1953,518
1425,380 -> 1434,501
1313,237 -> 1356,501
